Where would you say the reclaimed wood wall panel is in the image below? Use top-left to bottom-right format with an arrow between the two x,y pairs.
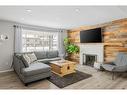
103,22 -> 127,62
67,18 -> 127,62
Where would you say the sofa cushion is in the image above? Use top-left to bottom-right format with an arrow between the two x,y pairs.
34,51 -> 47,59
114,53 -> 123,66
47,51 -> 58,58
21,61 -> 51,76
102,63 -> 116,71
27,53 -> 37,63
38,57 -> 61,62
119,53 -> 127,66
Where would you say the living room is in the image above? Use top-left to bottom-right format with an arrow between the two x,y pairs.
1,6 -> 127,90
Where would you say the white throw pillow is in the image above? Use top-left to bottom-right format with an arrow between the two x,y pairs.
27,53 -> 37,63
22,54 -> 31,67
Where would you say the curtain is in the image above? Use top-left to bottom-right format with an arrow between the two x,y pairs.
14,25 -> 23,53
58,30 -> 67,57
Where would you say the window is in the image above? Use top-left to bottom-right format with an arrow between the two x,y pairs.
22,29 -> 58,52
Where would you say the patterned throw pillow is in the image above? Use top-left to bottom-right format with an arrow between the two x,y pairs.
27,53 -> 37,63
22,54 -> 31,67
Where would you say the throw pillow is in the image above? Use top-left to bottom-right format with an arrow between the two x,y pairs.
22,54 -> 31,67
27,53 -> 37,63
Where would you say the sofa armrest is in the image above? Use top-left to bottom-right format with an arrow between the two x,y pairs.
102,63 -> 116,71
13,55 -> 26,74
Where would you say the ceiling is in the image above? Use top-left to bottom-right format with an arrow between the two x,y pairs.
0,6 -> 127,29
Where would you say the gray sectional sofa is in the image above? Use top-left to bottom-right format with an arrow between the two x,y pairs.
13,51 -> 61,85
34,51 -> 61,64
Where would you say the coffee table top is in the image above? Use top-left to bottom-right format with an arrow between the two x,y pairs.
50,60 -> 76,66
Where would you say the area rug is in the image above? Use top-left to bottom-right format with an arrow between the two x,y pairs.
48,70 -> 92,88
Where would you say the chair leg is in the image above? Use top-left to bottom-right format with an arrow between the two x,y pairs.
24,83 -> 28,86
112,72 -> 115,80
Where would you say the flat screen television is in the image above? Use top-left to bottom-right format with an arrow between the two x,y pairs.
80,28 -> 102,43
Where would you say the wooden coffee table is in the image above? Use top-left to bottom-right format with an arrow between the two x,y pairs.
50,60 -> 76,77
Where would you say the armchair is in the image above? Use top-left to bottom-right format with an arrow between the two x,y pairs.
102,52 -> 127,80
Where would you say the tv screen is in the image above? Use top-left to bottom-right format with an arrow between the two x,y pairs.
80,28 -> 102,43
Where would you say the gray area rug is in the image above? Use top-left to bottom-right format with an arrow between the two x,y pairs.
48,70 -> 92,88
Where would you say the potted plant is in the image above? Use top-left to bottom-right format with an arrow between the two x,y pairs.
64,38 -> 79,60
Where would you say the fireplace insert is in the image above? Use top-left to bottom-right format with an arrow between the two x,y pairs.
83,54 -> 97,67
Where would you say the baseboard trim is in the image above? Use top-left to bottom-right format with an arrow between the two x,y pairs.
0,69 -> 14,73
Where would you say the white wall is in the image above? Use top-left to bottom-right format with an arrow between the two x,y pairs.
0,20 -> 66,72
0,20 -> 14,72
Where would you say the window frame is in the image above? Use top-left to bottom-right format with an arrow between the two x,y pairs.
22,29 -> 58,52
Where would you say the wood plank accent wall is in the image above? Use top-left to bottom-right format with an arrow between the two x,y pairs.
67,31 -> 80,62
67,18 -> 127,63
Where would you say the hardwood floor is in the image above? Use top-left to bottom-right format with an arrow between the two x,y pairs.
0,64 -> 127,89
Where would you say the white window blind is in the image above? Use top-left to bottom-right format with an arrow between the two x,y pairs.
22,29 -> 58,52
